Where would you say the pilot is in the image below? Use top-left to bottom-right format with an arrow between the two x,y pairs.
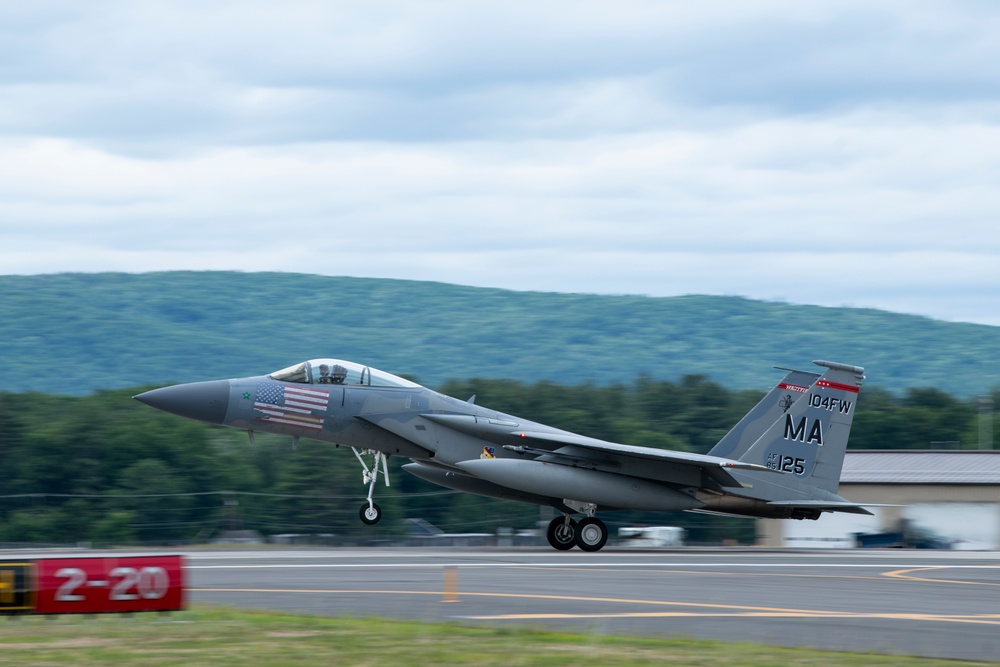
317,365 -> 334,383
330,365 -> 348,384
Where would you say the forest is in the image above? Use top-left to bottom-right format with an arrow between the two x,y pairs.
1,375 -> 994,547
3,271 -> 1000,397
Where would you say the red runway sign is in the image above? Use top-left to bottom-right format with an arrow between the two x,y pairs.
34,555 -> 185,614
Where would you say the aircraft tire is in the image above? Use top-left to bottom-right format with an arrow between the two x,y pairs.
575,517 -> 608,552
360,502 -> 382,525
546,516 -> 577,550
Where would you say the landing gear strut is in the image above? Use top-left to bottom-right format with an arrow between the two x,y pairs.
352,448 -> 389,525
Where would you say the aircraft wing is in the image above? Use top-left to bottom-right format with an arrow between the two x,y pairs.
507,429 -> 774,488
420,413 -> 769,484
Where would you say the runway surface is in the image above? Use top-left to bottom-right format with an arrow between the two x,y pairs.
184,548 -> 1000,662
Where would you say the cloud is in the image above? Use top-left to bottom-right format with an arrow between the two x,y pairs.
1,1 -> 999,325
6,1 -> 999,149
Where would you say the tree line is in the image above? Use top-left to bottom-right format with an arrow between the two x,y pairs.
0,377 -> 994,546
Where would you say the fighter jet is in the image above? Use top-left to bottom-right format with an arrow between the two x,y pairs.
135,358 -> 871,551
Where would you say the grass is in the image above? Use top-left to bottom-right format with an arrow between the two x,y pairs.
0,606 -> 995,667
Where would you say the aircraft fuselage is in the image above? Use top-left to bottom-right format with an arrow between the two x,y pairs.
135,356 -> 870,551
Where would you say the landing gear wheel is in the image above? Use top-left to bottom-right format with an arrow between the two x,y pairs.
546,516 -> 578,550
360,502 -> 382,525
575,517 -> 608,552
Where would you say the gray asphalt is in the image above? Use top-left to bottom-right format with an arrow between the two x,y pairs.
183,548 -> 1000,662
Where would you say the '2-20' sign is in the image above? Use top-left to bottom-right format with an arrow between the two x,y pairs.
36,556 -> 184,614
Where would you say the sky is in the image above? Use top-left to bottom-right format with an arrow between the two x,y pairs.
2,1 -> 999,325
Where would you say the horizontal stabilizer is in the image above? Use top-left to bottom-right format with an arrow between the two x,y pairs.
766,500 -> 884,516
685,508 -> 761,519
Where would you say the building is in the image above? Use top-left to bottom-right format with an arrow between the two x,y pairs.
757,450 -> 1000,549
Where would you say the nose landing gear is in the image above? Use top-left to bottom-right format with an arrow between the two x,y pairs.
360,502 -> 382,525
352,447 -> 389,525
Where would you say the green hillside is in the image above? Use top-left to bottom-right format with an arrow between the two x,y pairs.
1,271 -> 998,396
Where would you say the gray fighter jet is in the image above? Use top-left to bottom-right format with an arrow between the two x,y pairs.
135,358 -> 871,551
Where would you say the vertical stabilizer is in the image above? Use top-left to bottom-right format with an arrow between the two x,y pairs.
738,360 -> 865,493
708,368 -> 819,460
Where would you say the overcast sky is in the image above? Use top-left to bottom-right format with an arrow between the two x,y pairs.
2,1 -> 999,325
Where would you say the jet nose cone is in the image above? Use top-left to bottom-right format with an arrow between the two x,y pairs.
134,380 -> 231,424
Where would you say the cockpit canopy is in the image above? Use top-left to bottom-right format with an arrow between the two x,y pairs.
268,359 -> 420,388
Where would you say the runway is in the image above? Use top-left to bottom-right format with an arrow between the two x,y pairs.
183,548 -> 1000,662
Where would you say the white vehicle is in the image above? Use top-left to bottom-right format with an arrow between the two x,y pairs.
618,526 -> 685,548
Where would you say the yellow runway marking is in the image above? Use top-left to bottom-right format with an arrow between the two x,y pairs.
460,612 -> 1000,625
195,587 -> 853,615
193,564 -> 1000,629
192,587 -> 1000,626
882,566 -> 1000,586
509,566 -> 893,583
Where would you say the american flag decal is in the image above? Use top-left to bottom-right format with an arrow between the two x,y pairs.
253,382 -> 330,431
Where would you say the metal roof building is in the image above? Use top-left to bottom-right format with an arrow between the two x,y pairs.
757,450 -> 1000,550
840,450 -> 1000,485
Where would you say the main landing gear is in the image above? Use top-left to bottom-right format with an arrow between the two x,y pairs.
545,514 -> 609,552
352,448 -> 389,525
